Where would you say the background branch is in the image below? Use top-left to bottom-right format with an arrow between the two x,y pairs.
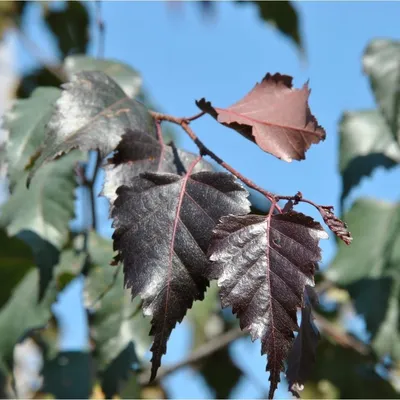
138,311 -> 369,385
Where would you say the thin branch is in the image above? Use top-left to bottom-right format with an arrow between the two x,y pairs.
148,110 -> 353,246
185,110 -> 205,122
313,311 -> 369,355
138,310 -> 370,384
88,151 -> 102,231
149,110 -> 339,215
149,110 -> 278,208
139,327 -> 246,385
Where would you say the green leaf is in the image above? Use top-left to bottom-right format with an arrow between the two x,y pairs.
41,351 -> 93,399
327,199 -> 400,360
16,68 -> 63,99
64,55 -> 142,98
2,87 -> 61,189
237,1 -> 302,52
85,233 -> 151,369
54,248 -> 86,291
0,152 -> 83,249
339,110 -> 400,203
100,342 -> 140,399
28,71 -> 156,185
0,230 -> 34,308
199,348 -> 242,399
188,283 -> 242,398
363,39 -> 400,141
187,281 -> 220,348
0,269 -> 57,372
17,231 -> 60,302
44,1 -> 90,57
303,338 -> 399,399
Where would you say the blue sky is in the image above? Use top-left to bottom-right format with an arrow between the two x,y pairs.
18,1 -> 400,398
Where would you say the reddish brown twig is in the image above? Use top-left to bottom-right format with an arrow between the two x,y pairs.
149,110 -> 346,230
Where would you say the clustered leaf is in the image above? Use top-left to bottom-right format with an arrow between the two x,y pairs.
102,129 -> 213,205
4,60 -> 345,398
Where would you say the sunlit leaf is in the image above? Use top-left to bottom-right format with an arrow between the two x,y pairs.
112,170 -> 250,381
208,211 -> 328,398
197,73 -> 325,162
64,55 -> 142,98
28,71 -> 155,185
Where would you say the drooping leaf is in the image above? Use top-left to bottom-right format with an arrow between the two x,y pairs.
41,351 -> 93,399
0,230 -> 34,308
207,211 -> 328,398
0,269 -> 57,373
112,170 -> 251,381
1,152 -> 83,249
84,233 -> 151,371
339,110 -> 400,204
363,39 -> 400,141
64,55 -> 142,98
318,206 -> 352,245
102,129 -> 213,204
196,73 -> 325,162
286,286 -> 320,398
327,199 -> 400,361
239,1 -> 302,52
27,71 -> 156,185
2,87 -> 61,189
44,1 -> 90,57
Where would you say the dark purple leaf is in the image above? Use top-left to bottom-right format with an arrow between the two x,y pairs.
286,286 -> 320,398
207,211 -> 328,398
196,73 -> 325,162
102,129 -> 213,204
319,206 -> 352,245
28,71 -> 155,186
111,170 -> 250,381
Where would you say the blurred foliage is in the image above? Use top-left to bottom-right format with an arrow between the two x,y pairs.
0,1 -> 399,399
